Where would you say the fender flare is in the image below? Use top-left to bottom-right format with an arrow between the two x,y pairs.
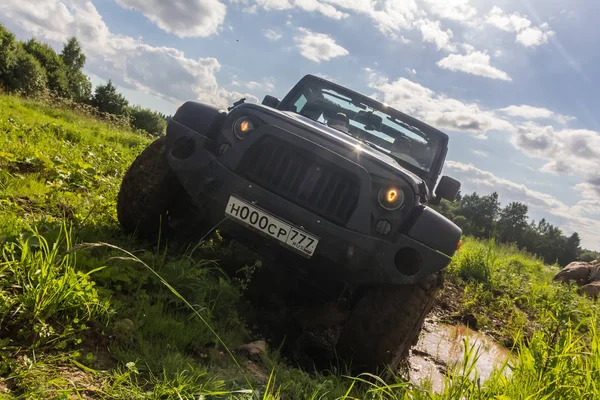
169,101 -> 227,140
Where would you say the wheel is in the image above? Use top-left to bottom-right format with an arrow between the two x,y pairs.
336,271 -> 444,374
117,136 -> 181,237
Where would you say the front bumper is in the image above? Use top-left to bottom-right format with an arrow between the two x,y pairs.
165,120 -> 459,285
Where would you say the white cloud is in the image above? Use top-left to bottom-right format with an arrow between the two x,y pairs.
233,0 -> 348,19
263,28 -> 282,41
314,72 -> 337,82
485,6 -> 555,48
237,79 -> 276,92
422,0 -> 477,22
236,0 -> 475,53
417,19 -> 456,52
437,51 -> 511,81
498,105 -> 574,124
494,49 -> 502,57
516,26 -> 555,47
115,0 -> 226,38
509,123 -> 600,208
486,6 -> 531,32
472,150 -> 488,157
366,71 -> 513,137
294,27 -> 349,62
445,161 -> 565,210
510,124 -> 600,173
0,0 -> 254,109
236,0 -> 422,39
461,43 -> 475,54
405,68 -> 417,75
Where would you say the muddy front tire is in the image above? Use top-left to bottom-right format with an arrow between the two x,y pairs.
336,271 -> 444,374
117,136 -> 181,237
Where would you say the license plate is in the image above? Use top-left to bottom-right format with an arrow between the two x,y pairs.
224,195 -> 319,257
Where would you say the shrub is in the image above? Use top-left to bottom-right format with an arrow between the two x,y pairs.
0,24 -> 18,85
7,49 -> 48,97
130,106 -> 167,136
580,251 -> 599,263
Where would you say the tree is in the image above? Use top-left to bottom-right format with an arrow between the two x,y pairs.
22,38 -> 69,97
559,233 -> 581,266
458,192 -> 500,238
0,24 -> 19,87
60,37 -> 91,102
91,80 -> 130,117
130,106 -> 167,136
61,37 -> 85,71
497,202 -> 529,244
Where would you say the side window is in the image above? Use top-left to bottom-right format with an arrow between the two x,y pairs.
294,94 -> 308,113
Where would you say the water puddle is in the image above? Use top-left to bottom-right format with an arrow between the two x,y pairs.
409,321 -> 511,392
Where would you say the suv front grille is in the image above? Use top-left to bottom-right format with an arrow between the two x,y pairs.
238,136 -> 360,225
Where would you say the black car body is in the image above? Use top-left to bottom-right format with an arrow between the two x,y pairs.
164,74 -> 462,285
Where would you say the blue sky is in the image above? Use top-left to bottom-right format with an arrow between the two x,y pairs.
1,0 -> 598,249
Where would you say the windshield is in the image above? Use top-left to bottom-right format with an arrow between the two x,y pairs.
280,78 -> 444,174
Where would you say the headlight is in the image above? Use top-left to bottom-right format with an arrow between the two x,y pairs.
378,187 -> 405,211
233,117 -> 255,139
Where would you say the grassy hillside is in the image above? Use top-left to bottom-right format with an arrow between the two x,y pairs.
0,93 -> 598,399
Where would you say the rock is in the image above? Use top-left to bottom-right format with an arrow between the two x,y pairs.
578,281 -> 600,299
590,265 -> 600,282
236,340 -> 266,359
553,262 -> 593,285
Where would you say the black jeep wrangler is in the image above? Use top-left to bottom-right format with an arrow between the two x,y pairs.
117,74 -> 462,373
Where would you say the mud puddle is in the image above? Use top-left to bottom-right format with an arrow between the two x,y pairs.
409,320 -> 511,392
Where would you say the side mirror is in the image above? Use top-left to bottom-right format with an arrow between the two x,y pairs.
262,95 -> 280,108
432,176 -> 461,204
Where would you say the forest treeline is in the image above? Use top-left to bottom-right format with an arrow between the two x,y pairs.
0,24 -> 167,136
434,192 -> 596,266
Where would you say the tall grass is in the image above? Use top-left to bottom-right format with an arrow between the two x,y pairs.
0,224 -> 108,350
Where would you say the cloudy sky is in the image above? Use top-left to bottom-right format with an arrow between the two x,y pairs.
1,0 -> 599,249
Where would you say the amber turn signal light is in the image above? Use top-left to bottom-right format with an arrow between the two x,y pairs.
377,187 -> 404,211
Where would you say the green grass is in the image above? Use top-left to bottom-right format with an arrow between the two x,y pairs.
0,92 -> 599,399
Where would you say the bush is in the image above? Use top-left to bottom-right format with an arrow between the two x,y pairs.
7,49 -> 48,97
580,251 -> 599,263
130,106 -> 167,136
0,24 -> 18,85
